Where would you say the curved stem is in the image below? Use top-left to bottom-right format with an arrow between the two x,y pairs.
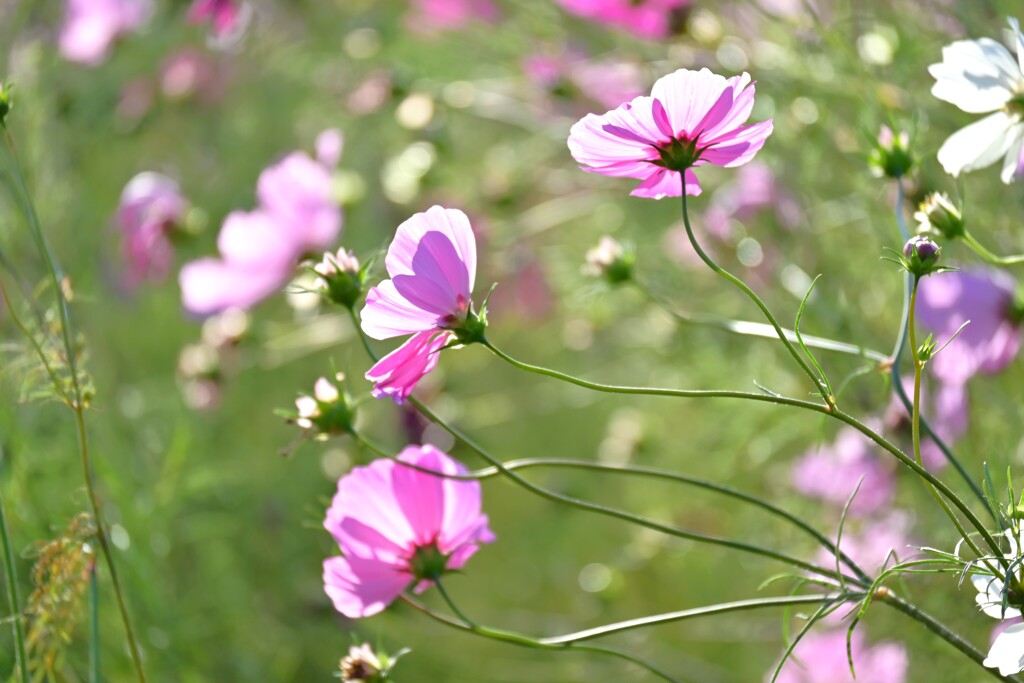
0,481 -> 29,683
679,189 -> 833,407
963,231 -> 1024,267
355,426 -> 851,582
426,582 -> 681,682
632,279 -> 888,363
880,591 -> 1020,682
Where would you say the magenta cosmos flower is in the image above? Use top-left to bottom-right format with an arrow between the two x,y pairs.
59,0 -> 151,66
915,269 -> 1021,385
115,172 -> 186,286
179,130 -> 343,317
360,206 -> 481,402
556,0 -> 691,40
568,68 -> 773,199
772,629 -> 908,683
405,0 -> 499,33
322,445 -> 495,618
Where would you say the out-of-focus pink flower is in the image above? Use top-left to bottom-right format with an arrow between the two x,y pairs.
187,0 -> 243,38
179,135 -> 342,317
405,0 -> 499,33
115,172 -> 186,286
772,629 -> 908,683
524,51 -> 645,112
360,206 -> 478,402
916,269 -> 1021,385
159,48 -> 225,103
792,426 -> 895,516
815,513 -> 913,574
556,0 -> 691,40
322,445 -> 495,618
59,0 -> 151,66
705,162 -> 801,236
568,68 -> 774,199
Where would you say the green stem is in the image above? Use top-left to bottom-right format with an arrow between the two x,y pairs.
963,231 -> 1024,266
881,591 -> 1020,682
354,430 -> 851,583
679,190 -> 833,407
888,180 -> 991,517
89,559 -> 100,683
632,279 -> 888,363
0,478 -> 29,683
0,129 -> 148,683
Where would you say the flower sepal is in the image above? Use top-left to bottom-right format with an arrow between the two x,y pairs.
287,374 -> 356,438
888,236 -> 952,279
338,643 -> 411,683
0,81 -> 11,127
868,125 -> 915,179
313,248 -> 367,310
915,192 -> 965,239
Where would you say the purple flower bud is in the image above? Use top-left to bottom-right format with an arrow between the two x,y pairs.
901,236 -> 942,277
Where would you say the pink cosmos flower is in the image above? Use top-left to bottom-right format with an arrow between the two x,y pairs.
360,206 -> 479,402
771,629 -> 908,683
524,51 -> 645,112
179,131 -> 342,317
405,0 -> 499,33
59,0 -> 151,66
791,426 -> 895,516
815,512 -> 913,575
115,172 -> 186,286
915,269 -> 1021,385
884,375 -> 968,471
322,445 -> 495,618
568,68 -> 774,199
187,0 -> 244,38
556,0 -> 691,40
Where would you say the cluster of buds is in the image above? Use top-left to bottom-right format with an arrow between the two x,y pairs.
338,643 -> 408,682
313,248 -> 366,310
915,192 -> 965,240
868,125 -> 914,179
293,373 -> 355,437
584,236 -> 634,285
177,308 -> 250,410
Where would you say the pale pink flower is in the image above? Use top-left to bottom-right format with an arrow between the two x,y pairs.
179,136 -> 342,316
115,172 -> 186,286
322,445 -> 495,618
771,629 -> 908,683
884,375 -> 968,471
815,513 -> 913,574
523,51 -> 645,112
59,0 -> 151,66
360,206 -> 478,402
187,0 -> 244,38
556,0 -> 691,40
791,426 -> 895,516
405,0 -> 499,33
915,269 -> 1021,385
568,68 -> 773,199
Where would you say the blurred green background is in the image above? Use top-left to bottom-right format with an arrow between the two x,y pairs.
2,0 -> 1024,680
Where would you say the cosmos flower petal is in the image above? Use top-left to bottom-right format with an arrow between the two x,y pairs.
937,111 -> 1017,177
986,622 -> 1024,675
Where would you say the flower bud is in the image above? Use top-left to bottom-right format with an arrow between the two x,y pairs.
0,81 -> 10,126
584,236 -> 634,285
340,643 -> 383,682
901,236 -> 942,277
868,125 -> 914,179
313,248 -> 365,309
914,192 -> 964,239
292,373 -> 355,437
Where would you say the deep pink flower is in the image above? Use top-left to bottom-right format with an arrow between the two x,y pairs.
179,136 -> 342,317
59,0 -> 151,66
556,0 -> 691,40
568,68 -> 773,199
322,445 -> 495,618
791,426 -> 895,516
915,270 -> 1021,385
187,0 -> 243,38
772,629 -> 908,683
360,206 -> 478,401
115,172 -> 186,286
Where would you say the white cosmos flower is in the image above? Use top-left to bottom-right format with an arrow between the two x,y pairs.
966,521 -> 1024,675
929,17 -> 1024,183
987,623 -> 1024,676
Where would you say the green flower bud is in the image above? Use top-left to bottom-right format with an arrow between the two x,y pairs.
868,125 -> 914,179
584,236 -> 634,285
0,81 -> 11,126
914,192 -> 964,239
